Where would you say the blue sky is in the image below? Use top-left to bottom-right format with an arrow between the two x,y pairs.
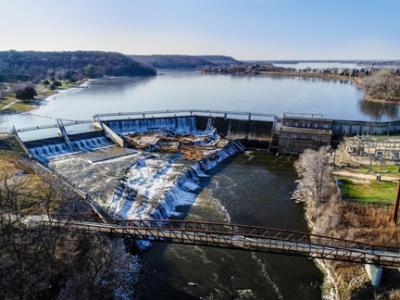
0,0 -> 399,59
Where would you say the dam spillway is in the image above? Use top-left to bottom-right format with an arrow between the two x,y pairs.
12,109 -> 400,223
14,111 -> 252,223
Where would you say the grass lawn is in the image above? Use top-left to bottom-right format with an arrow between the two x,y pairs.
0,92 -> 35,112
1,80 -> 80,112
339,177 -> 397,205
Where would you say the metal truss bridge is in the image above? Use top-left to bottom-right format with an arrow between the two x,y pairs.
45,215 -> 400,268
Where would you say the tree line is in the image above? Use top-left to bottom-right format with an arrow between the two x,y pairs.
0,50 -> 156,83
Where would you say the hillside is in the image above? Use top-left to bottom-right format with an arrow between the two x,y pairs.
129,54 -> 241,69
0,51 -> 156,82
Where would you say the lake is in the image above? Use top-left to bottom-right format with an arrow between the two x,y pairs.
1,70 -> 399,132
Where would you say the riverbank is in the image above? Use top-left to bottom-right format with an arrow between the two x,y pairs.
293,148 -> 400,299
258,70 -> 354,81
200,66 -> 355,81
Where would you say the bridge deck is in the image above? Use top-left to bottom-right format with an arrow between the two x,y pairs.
44,216 -> 400,267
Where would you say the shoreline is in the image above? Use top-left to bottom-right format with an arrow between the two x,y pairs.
299,194 -> 341,300
0,79 -> 90,117
294,149 -> 400,300
201,69 -> 355,81
259,71 -> 354,81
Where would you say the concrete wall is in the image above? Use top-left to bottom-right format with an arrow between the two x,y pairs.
278,130 -> 332,154
104,115 -> 274,148
282,117 -> 332,130
101,123 -> 124,147
196,116 -> 273,142
332,120 -> 400,137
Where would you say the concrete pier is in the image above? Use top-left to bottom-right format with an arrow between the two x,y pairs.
365,264 -> 383,288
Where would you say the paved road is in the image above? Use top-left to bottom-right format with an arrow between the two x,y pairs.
333,169 -> 399,182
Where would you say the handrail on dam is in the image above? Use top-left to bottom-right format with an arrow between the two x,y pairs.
93,109 -> 278,120
14,109 -> 278,135
44,214 -> 400,267
283,112 -> 324,119
15,119 -> 94,133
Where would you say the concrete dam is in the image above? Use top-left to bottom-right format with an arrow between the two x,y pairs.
14,109 -> 400,160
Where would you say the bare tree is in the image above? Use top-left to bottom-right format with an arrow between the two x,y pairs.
293,147 -> 334,206
361,69 -> 400,101
0,159 -> 137,299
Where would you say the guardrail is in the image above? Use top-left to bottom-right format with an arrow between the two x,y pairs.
16,119 -> 93,133
94,109 -> 277,120
46,214 -> 400,267
0,127 -> 11,134
283,112 -> 324,119
13,110 -> 277,136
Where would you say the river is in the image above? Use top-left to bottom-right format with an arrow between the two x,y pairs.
2,70 -> 399,299
135,151 -> 322,299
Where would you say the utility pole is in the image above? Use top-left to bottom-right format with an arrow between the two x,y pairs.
392,180 -> 400,224
378,122 -> 391,181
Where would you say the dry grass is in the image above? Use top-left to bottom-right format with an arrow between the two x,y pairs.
310,201 -> 400,300
313,200 -> 399,246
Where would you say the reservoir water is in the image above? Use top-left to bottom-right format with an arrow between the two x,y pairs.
1,70 -> 399,132
2,71 -> 399,299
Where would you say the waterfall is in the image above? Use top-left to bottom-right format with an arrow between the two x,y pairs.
105,140 -> 244,221
29,136 -> 113,163
30,142 -> 70,163
71,136 -> 112,151
108,116 -> 199,135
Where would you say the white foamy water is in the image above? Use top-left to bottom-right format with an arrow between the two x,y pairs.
106,141 -> 243,220
30,136 -> 114,163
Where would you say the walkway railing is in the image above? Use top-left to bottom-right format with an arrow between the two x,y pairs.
46,214 -> 400,267
94,109 -> 277,121
15,119 -> 93,133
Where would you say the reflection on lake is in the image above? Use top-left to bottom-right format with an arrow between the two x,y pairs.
358,99 -> 399,120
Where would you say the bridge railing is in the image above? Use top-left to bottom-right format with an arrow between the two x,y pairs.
49,214 -> 400,254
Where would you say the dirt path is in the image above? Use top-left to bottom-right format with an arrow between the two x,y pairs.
333,169 -> 399,182
0,100 -> 18,111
